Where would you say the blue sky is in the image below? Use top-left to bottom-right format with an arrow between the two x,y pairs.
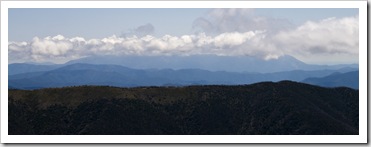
9,8 -> 359,64
9,9 -> 208,41
9,8 -> 357,41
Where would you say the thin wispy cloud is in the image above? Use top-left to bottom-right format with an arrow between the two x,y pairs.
193,8 -> 294,34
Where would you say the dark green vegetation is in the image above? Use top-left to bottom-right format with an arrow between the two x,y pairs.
9,81 -> 358,135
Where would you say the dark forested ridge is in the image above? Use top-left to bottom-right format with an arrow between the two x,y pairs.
9,81 -> 358,135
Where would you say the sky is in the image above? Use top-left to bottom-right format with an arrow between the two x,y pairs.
8,8 -> 359,65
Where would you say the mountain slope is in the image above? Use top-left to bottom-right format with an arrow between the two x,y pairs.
8,81 -> 359,135
302,71 -> 359,89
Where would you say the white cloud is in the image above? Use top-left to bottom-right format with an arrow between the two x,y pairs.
9,41 -> 28,52
214,31 -> 256,48
9,31 -> 271,63
31,36 -> 73,56
273,16 -> 359,57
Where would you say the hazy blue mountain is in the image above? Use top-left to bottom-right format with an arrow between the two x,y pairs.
9,63 -> 358,89
9,64 -> 151,89
302,71 -> 359,89
9,63 -> 63,75
65,55 -> 358,73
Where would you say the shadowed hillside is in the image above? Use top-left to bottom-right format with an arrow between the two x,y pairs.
9,81 -> 358,135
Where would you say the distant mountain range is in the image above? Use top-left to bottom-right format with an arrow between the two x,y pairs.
9,62 -> 358,90
65,55 -> 358,73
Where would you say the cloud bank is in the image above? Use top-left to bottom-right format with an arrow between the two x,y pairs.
9,31 -> 270,63
9,9 -> 359,64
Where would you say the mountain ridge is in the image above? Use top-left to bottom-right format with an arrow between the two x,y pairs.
9,63 -> 358,90
9,81 -> 359,135
302,71 -> 359,89
64,55 -> 358,73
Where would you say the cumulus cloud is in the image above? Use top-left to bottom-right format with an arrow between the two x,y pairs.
31,35 -> 72,56
9,30 -> 272,63
273,16 -> 359,56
